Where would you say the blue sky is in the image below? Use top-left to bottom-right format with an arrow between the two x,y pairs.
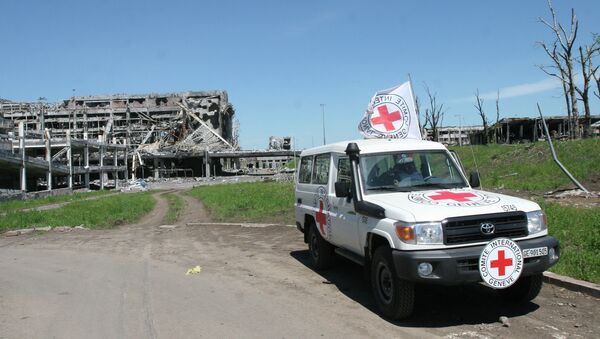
1,0 -> 599,149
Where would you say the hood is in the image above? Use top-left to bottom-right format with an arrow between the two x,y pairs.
363,188 -> 540,222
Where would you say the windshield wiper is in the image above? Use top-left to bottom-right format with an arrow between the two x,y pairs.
366,185 -> 412,192
412,182 -> 466,189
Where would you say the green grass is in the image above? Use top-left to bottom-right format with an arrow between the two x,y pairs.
189,181 -> 294,224
538,200 -> 600,284
285,158 -> 297,169
0,190 -> 113,213
164,193 -> 185,224
451,139 -> 600,191
0,192 -> 155,231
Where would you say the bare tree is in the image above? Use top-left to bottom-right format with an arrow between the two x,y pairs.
474,89 -> 489,144
423,84 -> 444,142
591,34 -> 600,101
594,63 -> 600,100
539,43 -> 573,136
576,43 -> 600,137
539,0 -> 580,138
414,95 -> 424,137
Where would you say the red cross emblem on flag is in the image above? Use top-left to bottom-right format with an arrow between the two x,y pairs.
370,105 -> 402,132
315,200 -> 327,234
490,250 -> 513,277
428,191 -> 477,202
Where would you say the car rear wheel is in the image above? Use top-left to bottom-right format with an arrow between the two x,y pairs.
308,223 -> 334,270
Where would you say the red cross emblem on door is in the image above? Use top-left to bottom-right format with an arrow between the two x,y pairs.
428,191 -> 477,202
315,200 -> 327,234
490,250 -> 513,277
371,105 -> 401,131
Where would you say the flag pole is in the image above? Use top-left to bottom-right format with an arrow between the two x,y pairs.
407,73 -> 424,139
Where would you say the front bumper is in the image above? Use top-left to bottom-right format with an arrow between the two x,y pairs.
392,236 -> 559,285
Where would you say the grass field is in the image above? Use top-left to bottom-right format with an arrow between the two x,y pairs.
0,190 -> 113,213
164,192 -> 185,224
189,181 -> 295,224
0,192 -> 155,231
540,201 -> 600,283
451,138 -> 600,191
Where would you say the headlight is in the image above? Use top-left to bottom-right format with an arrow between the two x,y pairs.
395,222 -> 443,245
527,210 -> 547,234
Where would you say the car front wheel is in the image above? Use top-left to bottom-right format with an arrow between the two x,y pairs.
370,246 -> 414,319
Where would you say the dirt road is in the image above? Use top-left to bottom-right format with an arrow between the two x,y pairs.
1,190 -> 598,338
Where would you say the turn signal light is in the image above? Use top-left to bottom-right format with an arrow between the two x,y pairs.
395,224 -> 415,242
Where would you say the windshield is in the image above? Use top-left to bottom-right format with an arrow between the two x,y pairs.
360,151 -> 468,193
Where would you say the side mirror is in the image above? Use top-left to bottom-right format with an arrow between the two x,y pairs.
335,181 -> 352,198
469,171 -> 481,188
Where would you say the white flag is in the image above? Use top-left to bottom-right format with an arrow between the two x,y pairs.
358,81 -> 422,140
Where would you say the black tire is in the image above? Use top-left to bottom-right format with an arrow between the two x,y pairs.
497,273 -> 543,302
307,223 -> 334,270
370,246 -> 414,320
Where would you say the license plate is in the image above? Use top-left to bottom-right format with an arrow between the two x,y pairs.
522,246 -> 548,258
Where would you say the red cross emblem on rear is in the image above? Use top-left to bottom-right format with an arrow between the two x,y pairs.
315,200 -> 327,234
428,191 -> 477,202
490,250 -> 513,276
371,105 -> 401,131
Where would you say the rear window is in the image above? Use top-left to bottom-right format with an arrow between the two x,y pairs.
298,156 -> 313,183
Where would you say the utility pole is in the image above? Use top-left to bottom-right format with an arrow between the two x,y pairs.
320,104 -> 326,145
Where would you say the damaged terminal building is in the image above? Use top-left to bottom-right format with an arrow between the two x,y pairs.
0,91 -> 294,194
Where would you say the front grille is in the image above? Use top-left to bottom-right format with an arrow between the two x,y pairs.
444,212 -> 528,245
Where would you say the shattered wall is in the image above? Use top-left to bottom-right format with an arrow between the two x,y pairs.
0,91 -> 236,156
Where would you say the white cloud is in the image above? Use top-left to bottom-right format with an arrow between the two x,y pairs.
451,78 -> 563,103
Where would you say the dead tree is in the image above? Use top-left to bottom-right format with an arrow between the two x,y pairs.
423,84 -> 444,142
539,0 -> 580,138
594,35 -> 600,101
414,94 -> 421,131
576,43 -> 600,137
594,63 -> 600,100
474,89 -> 489,144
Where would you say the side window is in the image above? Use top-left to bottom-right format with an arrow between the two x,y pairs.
298,156 -> 313,183
312,154 -> 330,185
337,157 -> 351,183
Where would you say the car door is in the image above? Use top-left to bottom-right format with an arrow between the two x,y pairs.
329,156 -> 361,253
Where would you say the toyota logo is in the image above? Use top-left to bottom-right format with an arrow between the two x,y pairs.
480,222 -> 495,235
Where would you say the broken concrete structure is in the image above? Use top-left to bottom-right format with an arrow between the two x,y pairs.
427,115 -> 600,145
0,91 -> 295,194
493,115 -> 600,143
268,136 -> 291,151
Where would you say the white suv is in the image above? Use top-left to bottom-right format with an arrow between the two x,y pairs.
295,138 -> 559,319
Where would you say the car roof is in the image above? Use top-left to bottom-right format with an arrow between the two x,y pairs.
299,138 -> 448,156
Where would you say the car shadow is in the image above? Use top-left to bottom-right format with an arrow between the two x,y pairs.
290,249 -> 540,328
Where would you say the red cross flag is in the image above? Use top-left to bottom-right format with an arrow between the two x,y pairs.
358,81 -> 422,140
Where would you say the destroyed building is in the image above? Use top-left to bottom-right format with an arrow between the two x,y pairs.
427,115 -> 600,145
0,91 -> 294,195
